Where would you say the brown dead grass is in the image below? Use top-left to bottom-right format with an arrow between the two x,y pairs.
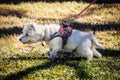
0,1 -> 119,54
0,2 -> 120,28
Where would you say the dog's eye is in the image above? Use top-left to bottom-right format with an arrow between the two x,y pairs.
29,28 -> 32,31
26,33 -> 29,36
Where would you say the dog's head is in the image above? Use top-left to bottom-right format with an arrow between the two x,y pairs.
19,21 -> 44,44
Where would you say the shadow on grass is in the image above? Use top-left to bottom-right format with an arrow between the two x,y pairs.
98,49 -> 120,57
72,22 -> 120,31
4,61 -> 54,80
0,8 -> 28,18
3,49 -> 120,80
0,21 -> 120,38
0,0 -> 120,4
3,58 -> 92,80
0,26 -> 22,37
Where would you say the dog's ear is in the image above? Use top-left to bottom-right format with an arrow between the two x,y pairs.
29,21 -> 37,31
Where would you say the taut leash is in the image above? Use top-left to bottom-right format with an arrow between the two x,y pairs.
71,0 -> 97,20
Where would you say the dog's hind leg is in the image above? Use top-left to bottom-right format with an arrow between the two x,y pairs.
91,45 -> 102,58
77,46 -> 93,62
86,48 -> 93,62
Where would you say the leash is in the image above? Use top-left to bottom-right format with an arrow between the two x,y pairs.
61,0 -> 97,25
34,0 -> 97,23
71,0 -> 97,20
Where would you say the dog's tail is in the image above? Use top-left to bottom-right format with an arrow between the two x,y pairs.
90,32 -> 105,49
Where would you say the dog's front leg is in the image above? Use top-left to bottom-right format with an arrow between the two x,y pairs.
47,37 -> 62,60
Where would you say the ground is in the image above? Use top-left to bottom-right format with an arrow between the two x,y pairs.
0,1 -> 120,80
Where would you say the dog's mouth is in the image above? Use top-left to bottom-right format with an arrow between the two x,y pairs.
21,41 -> 33,44
19,39 -> 33,44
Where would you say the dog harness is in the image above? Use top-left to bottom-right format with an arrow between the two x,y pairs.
50,25 -> 72,45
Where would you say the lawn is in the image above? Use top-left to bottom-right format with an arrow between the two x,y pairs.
0,1 -> 120,80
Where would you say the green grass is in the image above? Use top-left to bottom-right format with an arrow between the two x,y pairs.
0,1 -> 120,80
0,52 -> 119,80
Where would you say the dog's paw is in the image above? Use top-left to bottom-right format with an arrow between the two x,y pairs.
47,53 -> 56,61
99,44 -> 106,49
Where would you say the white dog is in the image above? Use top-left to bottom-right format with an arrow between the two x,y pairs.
19,21 -> 105,61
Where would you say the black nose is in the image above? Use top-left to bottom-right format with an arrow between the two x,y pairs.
19,38 -> 22,41
47,51 -> 50,56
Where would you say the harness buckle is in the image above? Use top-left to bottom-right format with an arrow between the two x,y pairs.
50,24 -> 72,45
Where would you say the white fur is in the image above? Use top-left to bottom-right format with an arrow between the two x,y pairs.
19,21 -> 105,61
